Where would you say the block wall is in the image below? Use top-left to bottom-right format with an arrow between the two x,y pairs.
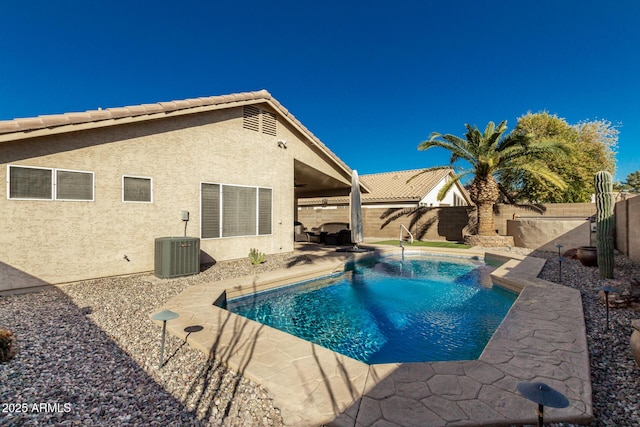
615,196 -> 640,264
297,203 -> 597,245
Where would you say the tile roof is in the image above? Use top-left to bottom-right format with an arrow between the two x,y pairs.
300,167 -> 457,205
0,90 -> 277,136
361,168 -> 453,202
0,89 -> 357,183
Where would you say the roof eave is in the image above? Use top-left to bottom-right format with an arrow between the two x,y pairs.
0,92 -> 273,143
0,90 -> 357,185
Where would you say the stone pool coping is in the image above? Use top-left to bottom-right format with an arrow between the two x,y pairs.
153,246 -> 593,426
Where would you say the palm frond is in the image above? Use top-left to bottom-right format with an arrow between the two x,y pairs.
435,171 -> 471,201
418,119 -> 572,209
497,181 -> 518,204
406,165 -> 451,184
506,162 -> 568,190
436,176 -> 459,201
418,133 -> 475,167
483,121 -> 496,140
493,194 -> 548,214
496,132 -> 531,152
496,138 -> 568,170
484,121 -> 507,151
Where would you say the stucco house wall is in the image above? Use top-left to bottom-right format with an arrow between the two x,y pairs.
0,93 -> 352,290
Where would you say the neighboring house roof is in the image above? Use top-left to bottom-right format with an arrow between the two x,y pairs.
361,168 -> 453,203
0,89 -> 364,192
300,167 -> 469,205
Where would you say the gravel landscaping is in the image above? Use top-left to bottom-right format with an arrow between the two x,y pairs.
1,248 -> 639,426
534,250 -> 640,426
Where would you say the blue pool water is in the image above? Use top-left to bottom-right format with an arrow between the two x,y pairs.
226,254 -> 517,364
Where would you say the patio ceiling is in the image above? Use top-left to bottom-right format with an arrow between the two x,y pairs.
294,159 -> 354,198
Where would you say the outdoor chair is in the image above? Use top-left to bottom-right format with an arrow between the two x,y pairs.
294,221 -> 313,242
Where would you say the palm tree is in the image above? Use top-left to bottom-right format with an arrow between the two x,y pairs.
415,120 -> 567,236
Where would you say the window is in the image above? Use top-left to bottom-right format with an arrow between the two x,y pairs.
201,183 -> 272,239
222,185 -> 257,237
123,175 -> 152,203
8,166 -> 52,199
258,188 -> 272,234
201,183 -> 220,238
8,165 -> 93,201
453,193 -> 465,206
56,169 -> 94,201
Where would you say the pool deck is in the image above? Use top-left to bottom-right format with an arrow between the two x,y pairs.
153,244 -> 593,426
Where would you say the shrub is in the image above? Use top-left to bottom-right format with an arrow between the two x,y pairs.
0,328 -> 16,363
248,248 -> 266,266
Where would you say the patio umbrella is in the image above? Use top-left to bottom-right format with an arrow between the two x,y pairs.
350,170 -> 364,248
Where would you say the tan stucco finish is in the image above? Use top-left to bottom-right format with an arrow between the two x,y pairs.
1,100 -> 351,290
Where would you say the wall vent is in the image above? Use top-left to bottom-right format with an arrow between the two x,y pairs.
262,111 -> 277,136
243,105 -> 277,136
242,105 -> 260,132
154,237 -> 200,279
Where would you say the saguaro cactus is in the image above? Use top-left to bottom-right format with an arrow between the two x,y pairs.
595,171 -> 614,278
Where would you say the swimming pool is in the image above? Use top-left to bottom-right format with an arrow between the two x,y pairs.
226,253 -> 517,364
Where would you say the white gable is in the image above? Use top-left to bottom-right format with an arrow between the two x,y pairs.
419,174 -> 469,206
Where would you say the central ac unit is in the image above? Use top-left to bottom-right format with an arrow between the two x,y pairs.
154,237 -> 200,279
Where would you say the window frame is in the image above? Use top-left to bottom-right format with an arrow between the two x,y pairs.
200,181 -> 273,240
7,165 -> 94,202
122,175 -> 153,203
453,193 -> 465,206
7,165 -> 54,201
55,168 -> 95,202
258,187 -> 273,235
221,184 -> 258,238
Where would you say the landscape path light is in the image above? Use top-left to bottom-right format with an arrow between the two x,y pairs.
596,285 -> 618,331
151,309 -> 179,368
517,381 -> 569,427
555,244 -> 564,283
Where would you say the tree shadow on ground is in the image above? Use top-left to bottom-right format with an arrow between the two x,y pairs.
0,287 -> 199,425
177,257 -> 379,426
180,277 -> 276,424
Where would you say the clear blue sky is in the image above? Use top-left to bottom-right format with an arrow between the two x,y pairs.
1,0 -> 638,182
